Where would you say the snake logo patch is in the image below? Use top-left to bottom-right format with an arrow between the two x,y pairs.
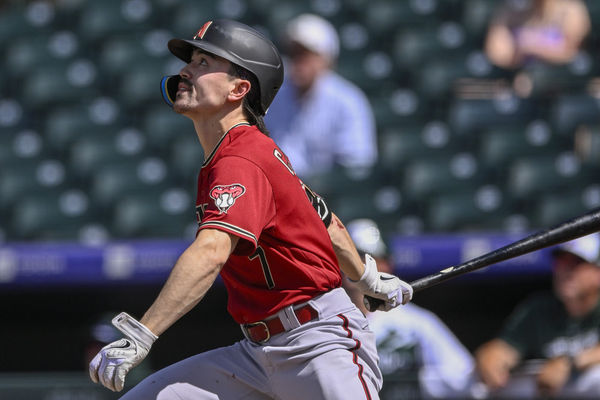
209,184 -> 246,214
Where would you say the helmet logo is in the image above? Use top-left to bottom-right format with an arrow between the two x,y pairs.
193,21 -> 213,40
209,183 -> 246,214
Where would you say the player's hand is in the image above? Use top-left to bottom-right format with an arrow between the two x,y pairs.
536,356 -> 571,397
352,254 -> 413,311
89,312 -> 158,392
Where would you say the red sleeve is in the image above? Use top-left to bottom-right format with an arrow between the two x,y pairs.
198,156 -> 275,255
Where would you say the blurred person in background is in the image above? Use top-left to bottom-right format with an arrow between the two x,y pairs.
475,233 -> 600,399
340,218 -> 477,399
265,14 -> 377,183
484,0 -> 590,70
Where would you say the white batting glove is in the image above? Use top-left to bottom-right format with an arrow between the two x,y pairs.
352,254 -> 413,311
89,312 -> 157,392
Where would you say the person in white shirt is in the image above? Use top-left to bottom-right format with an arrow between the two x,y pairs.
265,14 -> 377,182
343,218 -> 478,399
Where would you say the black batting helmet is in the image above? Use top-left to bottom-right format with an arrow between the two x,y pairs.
160,19 -> 284,116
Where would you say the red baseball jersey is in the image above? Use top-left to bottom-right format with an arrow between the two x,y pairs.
196,123 -> 342,324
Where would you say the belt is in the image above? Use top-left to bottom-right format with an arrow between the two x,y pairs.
242,304 -> 319,344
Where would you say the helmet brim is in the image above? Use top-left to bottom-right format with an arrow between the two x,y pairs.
168,38 -> 239,67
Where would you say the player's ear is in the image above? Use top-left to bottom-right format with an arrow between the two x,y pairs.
229,78 -> 251,102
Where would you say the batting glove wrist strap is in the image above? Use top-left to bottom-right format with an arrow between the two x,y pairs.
89,312 -> 158,392
352,254 -> 414,311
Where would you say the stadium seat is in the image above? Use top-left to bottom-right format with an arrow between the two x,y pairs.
0,158 -> 70,214
364,1 -> 439,41
89,158 -> 171,210
426,190 -> 509,232
416,52 -> 474,100
169,0 -> 226,37
110,191 -> 192,238
478,124 -> 565,175
22,63 -> 99,109
5,35 -> 56,79
460,0 -> 501,42
370,88 -> 431,130
99,34 -> 152,77
142,105 -> 195,152
68,135 -> 146,182
378,121 -> 463,173
549,94 -> 600,136
532,192 -> 588,229
447,95 -> 537,136
170,134 -> 205,186
401,153 -> 485,203
505,155 -> 578,201
44,106 -> 113,155
10,189 -> 93,240
77,1 -> 154,44
521,58 -> 593,98
117,58 -> 170,108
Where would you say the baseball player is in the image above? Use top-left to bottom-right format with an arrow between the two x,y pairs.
88,19 -> 413,399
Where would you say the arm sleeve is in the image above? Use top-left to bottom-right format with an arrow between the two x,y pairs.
199,156 -> 275,256
497,297 -> 538,357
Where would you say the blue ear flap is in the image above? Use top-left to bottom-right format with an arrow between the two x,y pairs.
160,75 -> 180,107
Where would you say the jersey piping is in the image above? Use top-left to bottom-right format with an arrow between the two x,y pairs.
202,122 -> 251,167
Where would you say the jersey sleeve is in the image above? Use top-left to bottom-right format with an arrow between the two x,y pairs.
199,156 -> 275,255
497,295 -> 543,357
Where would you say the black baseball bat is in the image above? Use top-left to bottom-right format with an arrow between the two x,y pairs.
365,207 -> 600,311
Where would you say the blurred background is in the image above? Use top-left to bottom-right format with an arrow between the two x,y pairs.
0,0 -> 599,398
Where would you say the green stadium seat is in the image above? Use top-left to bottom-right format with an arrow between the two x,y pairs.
170,134 -> 205,186
169,0 -> 222,37
44,106 -> 110,155
68,134 -> 146,182
0,158 -> 70,214
364,1 -> 439,40
0,5 -> 46,49
401,153 -> 485,203
460,0 -> 501,42
10,189 -> 93,240
99,34 -> 152,77
5,35 -> 56,79
117,59 -> 170,107
521,60 -> 591,98
78,1 -> 154,44
505,155 -> 578,201
22,63 -> 99,109
478,124 -> 565,174
550,94 -> 600,136
426,190 -> 509,232
142,106 -> 195,151
370,88 -> 431,130
447,96 -> 537,136
110,191 -> 192,238
378,121 -> 463,173
532,192 -> 588,229
89,158 -> 171,210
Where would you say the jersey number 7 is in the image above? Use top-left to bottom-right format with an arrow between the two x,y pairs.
249,246 -> 275,289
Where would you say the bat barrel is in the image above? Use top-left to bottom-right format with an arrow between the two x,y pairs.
410,207 -> 600,292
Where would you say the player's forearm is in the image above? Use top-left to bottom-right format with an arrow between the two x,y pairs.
574,345 -> 600,370
140,230 -> 234,335
475,339 -> 520,389
327,213 -> 364,281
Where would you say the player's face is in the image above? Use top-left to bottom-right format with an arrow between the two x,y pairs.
553,252 -> 600,306
289,43 -> 329,93
173,49 -> 237,115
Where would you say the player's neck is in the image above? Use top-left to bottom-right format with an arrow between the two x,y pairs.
192,111 -> 249,155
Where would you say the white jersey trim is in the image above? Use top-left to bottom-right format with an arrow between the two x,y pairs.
199,220 -> 257,244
